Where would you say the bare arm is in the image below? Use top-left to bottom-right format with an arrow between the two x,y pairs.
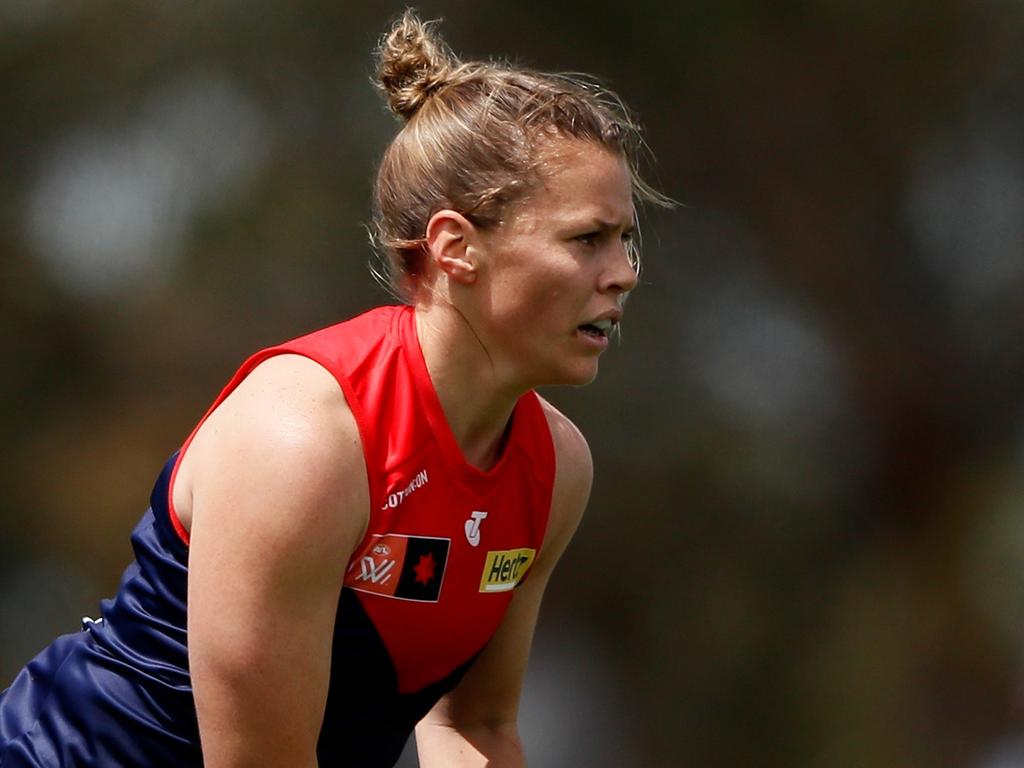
181,355 -> 369,767
415,399 -> 593,767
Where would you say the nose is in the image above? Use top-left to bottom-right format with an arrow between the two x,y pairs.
600,240 -> 639,295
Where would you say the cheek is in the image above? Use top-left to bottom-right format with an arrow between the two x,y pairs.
486,246 -> 583,332
514,277 -> 574,327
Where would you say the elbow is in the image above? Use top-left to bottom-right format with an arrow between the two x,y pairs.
416,718 -> 525,767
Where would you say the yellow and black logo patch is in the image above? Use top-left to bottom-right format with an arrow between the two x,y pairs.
479,548 -> 536,593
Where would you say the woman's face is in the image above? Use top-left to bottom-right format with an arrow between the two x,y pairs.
471,140 -> 639,389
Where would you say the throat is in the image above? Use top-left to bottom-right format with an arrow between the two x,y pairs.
460,415 -> 515,472
432,365 -> 519,472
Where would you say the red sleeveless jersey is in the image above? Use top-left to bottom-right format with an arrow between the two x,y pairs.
175,304 -> 555,759
0,305 -> 555,768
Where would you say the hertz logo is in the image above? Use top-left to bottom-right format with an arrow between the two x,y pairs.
479,548 -> 536,593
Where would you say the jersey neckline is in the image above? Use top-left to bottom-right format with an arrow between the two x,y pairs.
396,305 -> 530,489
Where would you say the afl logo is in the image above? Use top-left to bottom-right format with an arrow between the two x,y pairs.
373,543 -> 392,556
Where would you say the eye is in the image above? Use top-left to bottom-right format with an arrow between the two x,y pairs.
575,232 -> 600,247
621,230 -> 635,245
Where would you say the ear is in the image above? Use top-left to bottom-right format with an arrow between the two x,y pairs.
424,209 -> 480,286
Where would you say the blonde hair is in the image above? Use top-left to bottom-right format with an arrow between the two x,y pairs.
371,9 -> 668,299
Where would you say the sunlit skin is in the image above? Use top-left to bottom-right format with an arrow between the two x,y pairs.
175,143 -> 631,763
472,141 -> 639,387
414,140 -> 638,469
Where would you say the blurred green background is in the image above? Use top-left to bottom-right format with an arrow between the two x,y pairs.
3,1 -> 1024,766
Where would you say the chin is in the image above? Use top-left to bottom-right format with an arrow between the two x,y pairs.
522,350 -> 601,389
553,361 -> 600,388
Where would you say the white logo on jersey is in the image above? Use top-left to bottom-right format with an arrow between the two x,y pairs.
354,556 -> 397,584
465,511 -> 488,547
380,469 -> 429,510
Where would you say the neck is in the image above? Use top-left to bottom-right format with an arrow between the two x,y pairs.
413,303 -> 525,471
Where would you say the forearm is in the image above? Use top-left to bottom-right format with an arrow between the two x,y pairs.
415,719 -> 526,768
195,697 -> 321,768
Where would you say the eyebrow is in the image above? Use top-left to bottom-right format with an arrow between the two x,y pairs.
582,217 -> 636,233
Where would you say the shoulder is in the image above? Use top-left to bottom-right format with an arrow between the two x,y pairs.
195,353 -> 362,483
536,394 -> 593,498
533,395 -> 593,570
179,353 -> 369,546
216,352 -> 355,438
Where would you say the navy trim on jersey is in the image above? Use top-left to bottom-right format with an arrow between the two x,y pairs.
0,454 -> 474,767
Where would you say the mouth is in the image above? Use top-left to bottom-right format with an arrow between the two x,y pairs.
577,318 -> 616,339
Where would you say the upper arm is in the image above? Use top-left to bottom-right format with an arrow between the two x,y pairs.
421,398 -> 592,731
183,354 -> 369,767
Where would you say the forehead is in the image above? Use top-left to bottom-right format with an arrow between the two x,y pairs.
514,141 -> 635,227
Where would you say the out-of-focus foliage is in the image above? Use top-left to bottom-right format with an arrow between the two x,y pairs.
3,1 -> 1024,766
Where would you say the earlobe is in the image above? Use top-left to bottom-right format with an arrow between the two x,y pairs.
425,210 -> 479,286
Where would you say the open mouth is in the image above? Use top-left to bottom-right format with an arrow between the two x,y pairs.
577,319 -> 614,338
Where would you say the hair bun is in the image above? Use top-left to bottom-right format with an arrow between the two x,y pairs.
376,10 -> 458,121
